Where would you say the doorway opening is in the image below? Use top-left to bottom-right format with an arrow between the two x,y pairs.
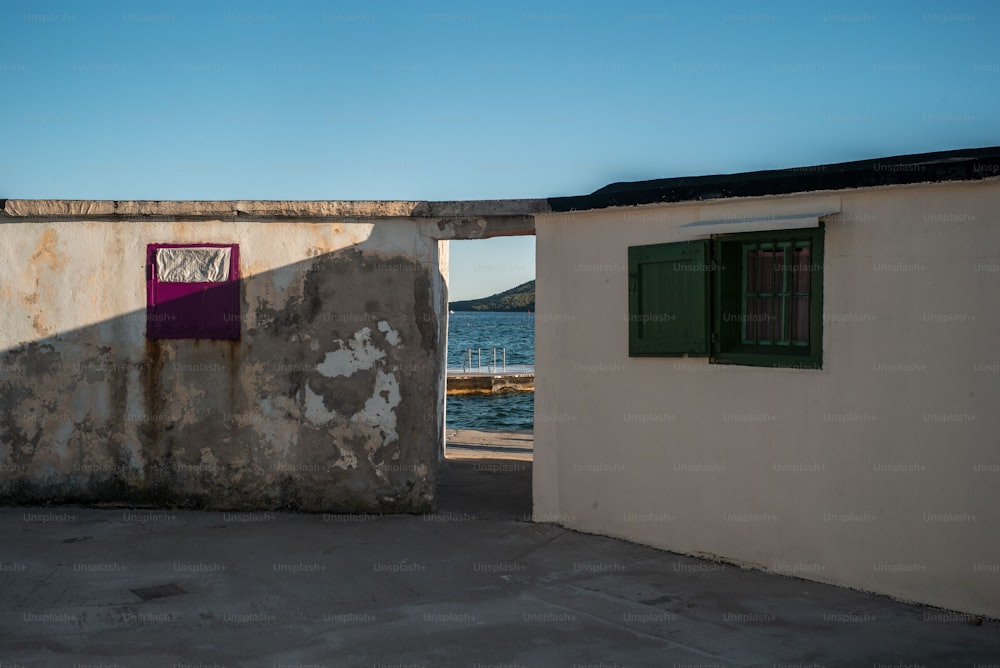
437,235 -> 535,519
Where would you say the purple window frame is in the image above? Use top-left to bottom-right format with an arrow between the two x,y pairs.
146,243 -> 240,340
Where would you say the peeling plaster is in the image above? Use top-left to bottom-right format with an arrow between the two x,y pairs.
378,320 -> 401,346
316,328 -> 386,378
303,384 -> 339,426
307,325 -> 402,445
333,449 -> 358,471
353,370 -> 401,445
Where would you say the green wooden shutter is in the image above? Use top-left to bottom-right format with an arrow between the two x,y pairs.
628,240 -> 710,356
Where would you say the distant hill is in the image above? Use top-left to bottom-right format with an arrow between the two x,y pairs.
450,280 -> 535,312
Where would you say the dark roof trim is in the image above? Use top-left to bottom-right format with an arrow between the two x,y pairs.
547,146 -> 1000,212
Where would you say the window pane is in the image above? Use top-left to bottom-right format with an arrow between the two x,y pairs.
156,247 -> 232,283
771,296 -> 782,343
758,296 -> 770,344
777,295 -> 789,345
756,296 -> 776,343
775,295 -> 787,345
794,246 -> 811,292
772,247 -> 785,296
739,239 -> 813,349
757,250 -> 773,293
719,230 -> 821,365
744,297 -> 756,343
791,295 -> 809,344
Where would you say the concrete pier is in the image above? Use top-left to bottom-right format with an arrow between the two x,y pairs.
445,370 -> 534,395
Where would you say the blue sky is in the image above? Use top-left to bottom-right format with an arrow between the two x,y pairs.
2,1 -> 998,300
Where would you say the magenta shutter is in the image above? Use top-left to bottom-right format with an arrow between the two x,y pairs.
146,243 -> 240,340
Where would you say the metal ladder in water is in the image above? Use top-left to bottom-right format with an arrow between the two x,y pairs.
462,347 -> 506,373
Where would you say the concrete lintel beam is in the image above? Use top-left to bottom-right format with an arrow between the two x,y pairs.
0,198 -> 551,223
416,199 -> 551,218
428,215 -> 535,240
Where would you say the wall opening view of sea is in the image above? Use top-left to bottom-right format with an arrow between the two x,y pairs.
446,311 -> 534,431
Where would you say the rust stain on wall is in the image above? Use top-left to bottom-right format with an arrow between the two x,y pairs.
141,339 -> 164,457
23,230 -> 69,337
29,229 -> 66,272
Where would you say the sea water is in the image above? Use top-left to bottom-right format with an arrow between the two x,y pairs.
446,311 -> 534,431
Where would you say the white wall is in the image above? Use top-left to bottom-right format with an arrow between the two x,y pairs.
0,218 -> 447,512
534,180 -> 1000,617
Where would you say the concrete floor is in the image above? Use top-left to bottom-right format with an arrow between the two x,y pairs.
2,452 -> 999,667
445,428 -> 534,461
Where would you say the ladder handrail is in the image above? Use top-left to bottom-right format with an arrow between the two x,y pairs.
462,346 -> 507,373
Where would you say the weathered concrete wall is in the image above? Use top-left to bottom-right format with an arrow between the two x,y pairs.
0,219 -> 447,512
534,179 -> 1000,617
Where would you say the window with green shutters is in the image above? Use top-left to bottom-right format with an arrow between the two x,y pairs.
713,227 -> 823,368
628,226 -> 823,368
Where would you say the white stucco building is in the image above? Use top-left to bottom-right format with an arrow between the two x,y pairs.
533,147 -> 1000,618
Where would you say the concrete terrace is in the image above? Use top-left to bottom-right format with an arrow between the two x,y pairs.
2,448 -> 999,667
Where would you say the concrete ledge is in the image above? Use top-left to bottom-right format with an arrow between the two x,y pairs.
0,199 -> 542,238
446,373 -> 534,395
0,198 -> 550,221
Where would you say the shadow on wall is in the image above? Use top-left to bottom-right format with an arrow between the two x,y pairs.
0,245 -> 446,513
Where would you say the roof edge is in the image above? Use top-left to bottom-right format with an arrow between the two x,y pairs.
6,147 -> 1000,220
0,198 -> 551,221
547,146 -> 1000,212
